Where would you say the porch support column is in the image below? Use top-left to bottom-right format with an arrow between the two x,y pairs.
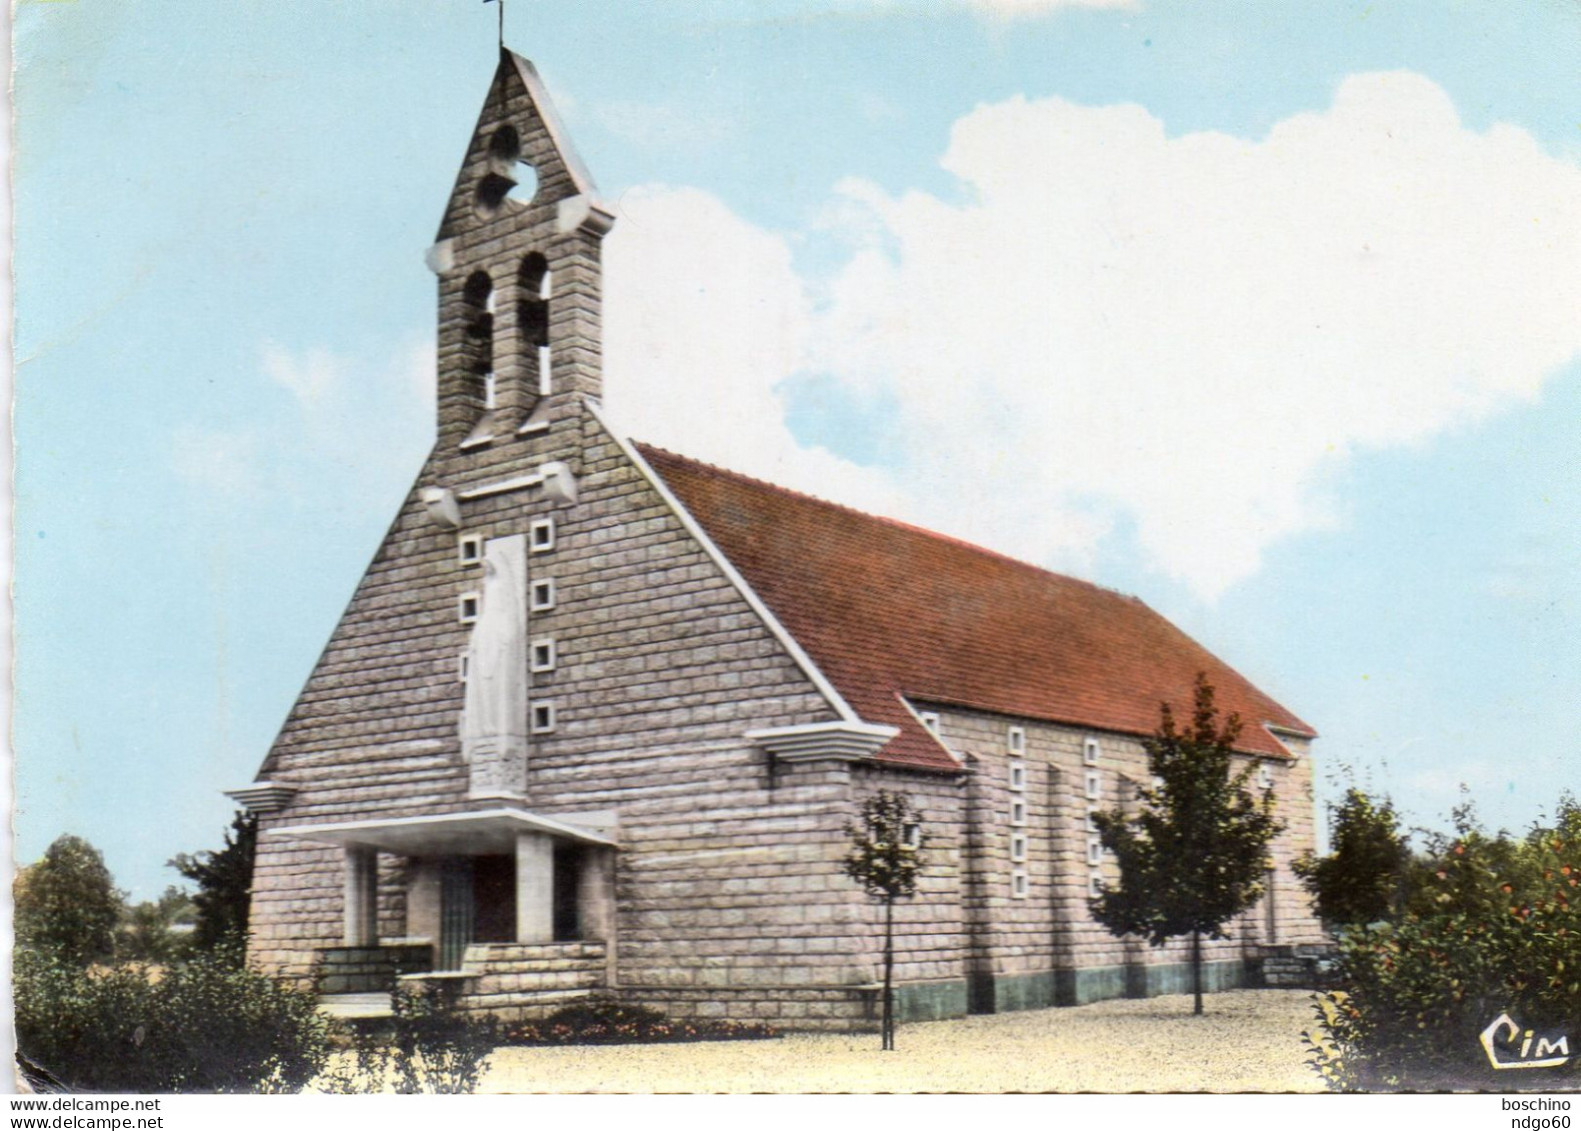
515,832 -> 554,943
577,847 -> 615,942
343,846 -> 379,946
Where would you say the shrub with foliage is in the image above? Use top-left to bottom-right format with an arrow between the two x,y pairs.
15,835 -> 124,967
15,946 -> 331,1092
1304,795 -> 1581,1091
501,998 -> 778,1045
319,984 -> 499,1094
1294,788 -> 1412,930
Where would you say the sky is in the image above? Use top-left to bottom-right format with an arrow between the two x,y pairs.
12,0 -> 1581,899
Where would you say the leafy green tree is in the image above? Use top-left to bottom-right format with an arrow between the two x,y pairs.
171,810 -> 258,955
118,886 -> 198,963
1090,674 -> 1283,1014
15,834 -> 125,966
843,791 -> 925,1050
1293,787 -> 1412,930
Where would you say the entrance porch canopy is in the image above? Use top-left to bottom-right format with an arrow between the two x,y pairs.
267,807 -> 619,855
266,808 -> 618,950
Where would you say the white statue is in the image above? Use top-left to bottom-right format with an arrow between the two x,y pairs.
461,534 -> 529,796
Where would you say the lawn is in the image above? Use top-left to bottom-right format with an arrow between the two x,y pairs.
480,988 -> 1323,1093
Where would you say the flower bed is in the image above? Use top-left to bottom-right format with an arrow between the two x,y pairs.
501,999 -> 778,1045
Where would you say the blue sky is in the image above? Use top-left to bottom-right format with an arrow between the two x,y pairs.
13,0 -> 1581,898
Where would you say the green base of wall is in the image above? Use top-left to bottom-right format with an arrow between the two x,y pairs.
891,960 -> 1248,1021
893,979 -> 970,1023
1026,960 -> 1248,1009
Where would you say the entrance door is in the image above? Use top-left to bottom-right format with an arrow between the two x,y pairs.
553,843 -> 584,941
439,857 -> 475,970
473,854 -> 517,943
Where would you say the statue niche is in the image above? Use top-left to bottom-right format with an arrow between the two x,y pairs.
461,533 -> 529,798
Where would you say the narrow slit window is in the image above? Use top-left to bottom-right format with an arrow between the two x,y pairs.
1086,808 -> 1101,834
1087,837 -> 1104,867
1010,831 -> 1028,863
531,702 -> 557,734
530,578 -> 556,611
1084,770 -> 1102,801
1011,870 -> 1030,899
530,637 -> 556,673
458,592 -> 480,624
1010,798 -> 1028,827
1007,726 -> 1025,754
1088,875 -> 1103,899
458,652 -> 469,682
1008,761 -> 1026,792
458,534 -> 483,565
530,518 -> 555,552
902,823 -> 922,850
1083,737 -> 1101,765
1257,763 -> 1273,790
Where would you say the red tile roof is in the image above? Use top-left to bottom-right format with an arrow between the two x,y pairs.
637,444 -> 1314,772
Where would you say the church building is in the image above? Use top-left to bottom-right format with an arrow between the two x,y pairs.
230,48 -> 1326,1028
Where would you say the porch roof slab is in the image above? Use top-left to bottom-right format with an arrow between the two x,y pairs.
266,808 -> 618,855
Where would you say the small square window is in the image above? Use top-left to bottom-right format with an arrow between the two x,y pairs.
1011,870 -> 1030,899
458,592 -> 480,624
1083,737 -> 1101,765
530,518 -> 555,552
1088,875 -> 1103,899
1087,836 -> 1104,867
919,711 -> 941,736
531,702 -> 557,733
1010,831 -> 1028,863
902,823 -> 922,849
1084,770 -> 1102,801
530,578 -> 556,611
1007,726 -> 1025,754
458,534 -> 483,564
458,652 -> 469,682
1008,760 -> 1026,792
530,637 -> 556,673
1085,808 -> 1101,834
1010,798 -> 1028,827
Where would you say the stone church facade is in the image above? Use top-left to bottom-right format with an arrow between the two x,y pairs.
231,49 -> 1326,1028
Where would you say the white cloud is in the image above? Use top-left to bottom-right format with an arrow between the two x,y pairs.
603,185 -> 906,517
604,72 -> 1581,598
174,337 -> 436,505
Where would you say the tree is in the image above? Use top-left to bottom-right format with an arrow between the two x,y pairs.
15,834 -> 125,966
170,810 -> 258,956
843,791 -> 924,1050
118,886 -> 198,964
1293,787 -> 1411,931
1090,673 -> 1283,1015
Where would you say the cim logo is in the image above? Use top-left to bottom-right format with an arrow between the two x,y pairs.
1481,1013 -> 1572,1070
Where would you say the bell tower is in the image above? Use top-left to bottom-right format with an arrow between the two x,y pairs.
427,49 -> 615,451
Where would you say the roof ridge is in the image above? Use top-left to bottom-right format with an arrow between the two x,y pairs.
632,441 -> 1144,608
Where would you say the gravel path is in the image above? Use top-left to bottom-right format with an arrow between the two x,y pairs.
481,988 -> 1324,1093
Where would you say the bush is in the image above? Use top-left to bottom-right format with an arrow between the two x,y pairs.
319,983 -> 498,1094
502,997 -> 778,1045
15,947 -> 332,1092
1304,796 -> 1581,1091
